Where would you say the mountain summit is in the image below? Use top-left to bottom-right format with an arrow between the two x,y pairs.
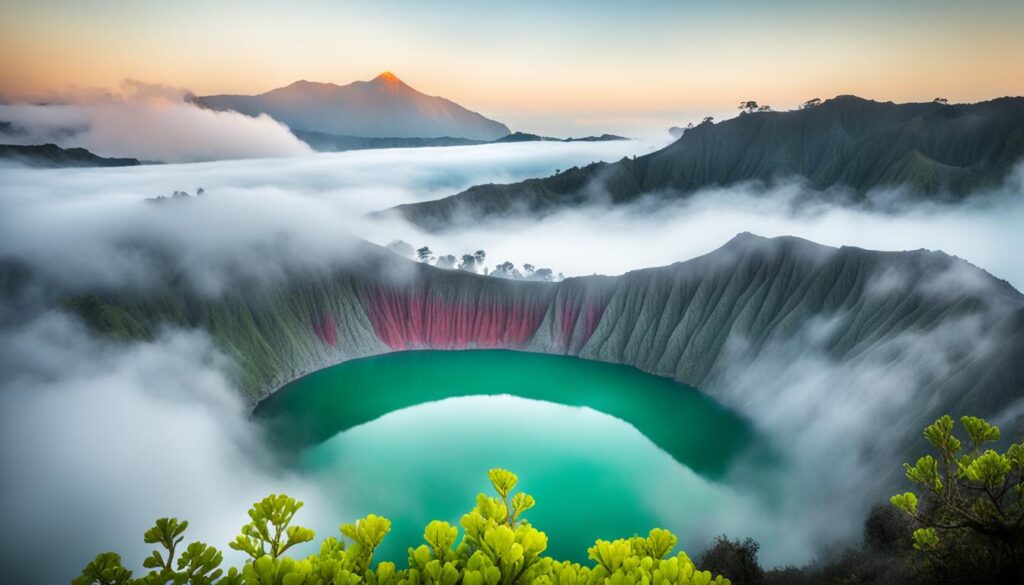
198,72 -> 510,141
373,71 -> 402,84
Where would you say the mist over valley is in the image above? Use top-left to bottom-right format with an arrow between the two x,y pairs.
2,3 -> 1023,584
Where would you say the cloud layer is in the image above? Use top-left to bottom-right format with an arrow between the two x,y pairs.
378,168 -> 1024,290
0,80 -> 312,162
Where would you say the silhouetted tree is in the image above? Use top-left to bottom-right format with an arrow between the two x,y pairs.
416,246 -> 434,263
458,254 -> 478,273
934,97 -> 949,105
702,116 -> 715,124
738,101 -> 759,114
491,261 -> 521,279
801,98 -> 822,109
531,268 -> 554,282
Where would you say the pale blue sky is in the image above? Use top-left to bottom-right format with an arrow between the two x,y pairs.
2,0 -> 1022,134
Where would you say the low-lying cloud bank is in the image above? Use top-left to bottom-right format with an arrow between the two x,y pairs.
379,164 -> 1024,291
0,139 -> 657,294
0,80 -> 312,162
0,313 -> 329,584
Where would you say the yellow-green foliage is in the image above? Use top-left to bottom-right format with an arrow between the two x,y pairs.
891,415 -> 1024,559
74,468 -> 729,585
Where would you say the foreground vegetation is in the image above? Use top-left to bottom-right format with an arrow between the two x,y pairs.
698,415 -> 1024,585
74,415 -> 1022,585
74,468 -> 730,585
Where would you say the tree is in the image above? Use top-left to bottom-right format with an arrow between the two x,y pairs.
386,240 -> 414,259
458,254 -> 478,273
522,264 -> 535,277
473,249 -> 486,264
491,261 -> 522,279
702,116 -> 715,125
738,101 -> 759,115
934,97 -> 949,105
531,268 -> 554,282
801,98 -> 822,110
891,415 -> 1024,579
435,255 -> 457,269
416,246 -> 434,263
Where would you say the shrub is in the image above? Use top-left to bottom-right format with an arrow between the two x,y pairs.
890,415 -> 1023,581
697,536 -> 763,585
74,468 -> 731,585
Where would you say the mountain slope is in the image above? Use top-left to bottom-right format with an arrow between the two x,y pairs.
198,72 -> 510,140
57,233 -> 1024,506
383,96 -> 1024,230
64,234 -> 1023,428
0,143 -> 143,168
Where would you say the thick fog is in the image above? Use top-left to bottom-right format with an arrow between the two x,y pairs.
1,140 -> 1022,582
0,81 -> 312,162
0,140 -> 660,293
383,168 -> 1024,291
0,313 -> 330,583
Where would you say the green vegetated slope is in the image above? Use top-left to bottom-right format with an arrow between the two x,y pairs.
384,96 -> 1024,229
65,235 -> 1024,442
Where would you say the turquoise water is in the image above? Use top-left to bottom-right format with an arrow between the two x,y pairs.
254,350 -> 768,562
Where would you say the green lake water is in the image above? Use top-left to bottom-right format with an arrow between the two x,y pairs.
254,350 -> 769,562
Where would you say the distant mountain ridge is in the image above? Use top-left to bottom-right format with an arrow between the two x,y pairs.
198,72 -> 511,141
292,129 -> 629,152
0,143 -> 143,168
491,132 -> 628,144
382,95 -> 1024,230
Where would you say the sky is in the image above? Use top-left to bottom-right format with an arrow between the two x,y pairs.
2,0 -> 1023,135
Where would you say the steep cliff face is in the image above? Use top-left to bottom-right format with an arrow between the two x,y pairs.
68,234 -> 1024,442
382,96 -> 1024,230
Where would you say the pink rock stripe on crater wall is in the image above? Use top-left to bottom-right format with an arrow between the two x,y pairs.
364,286 -> 549,349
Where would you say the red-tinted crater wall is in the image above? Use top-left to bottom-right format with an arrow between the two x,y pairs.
311,312 -> 337,346
364,285 -> 550,349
